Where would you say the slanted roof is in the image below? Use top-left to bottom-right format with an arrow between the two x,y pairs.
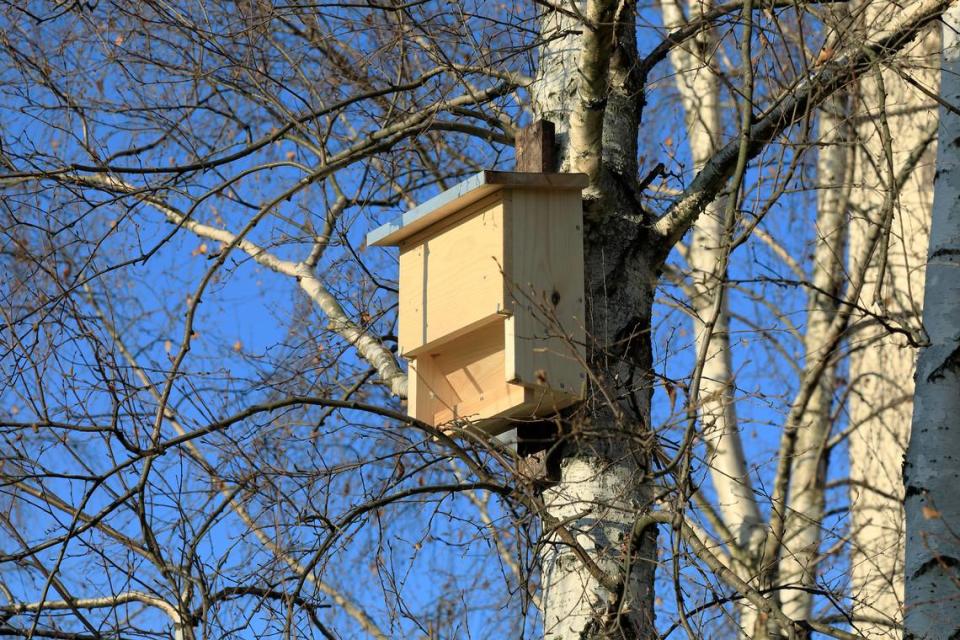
366,170 -> 589,247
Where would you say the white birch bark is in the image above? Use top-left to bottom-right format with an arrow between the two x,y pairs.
848,2 -> 939,634
534,3 -> 657,638
903,6 -> 960,637
540,459 -> 652,639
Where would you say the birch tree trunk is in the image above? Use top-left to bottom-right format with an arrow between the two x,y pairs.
534,2 -> 657,637
779,87 -> 850,625
847,2 -> 939,634
659,2 -> 767,635
903,6 -> 960,637
660,0 -> 763,553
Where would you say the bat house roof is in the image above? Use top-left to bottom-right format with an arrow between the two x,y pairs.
366,170 -> 588,247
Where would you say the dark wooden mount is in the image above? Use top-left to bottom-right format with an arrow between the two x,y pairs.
516,419 -> 562,486
515,120 -> 557,173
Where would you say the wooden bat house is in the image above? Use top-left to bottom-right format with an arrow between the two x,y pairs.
367,170 -> 588,434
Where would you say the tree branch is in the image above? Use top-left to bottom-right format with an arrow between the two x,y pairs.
650,0 -> 951,259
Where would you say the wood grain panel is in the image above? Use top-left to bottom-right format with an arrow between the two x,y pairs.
503,188 -> 586,397
398,194 -> 506,355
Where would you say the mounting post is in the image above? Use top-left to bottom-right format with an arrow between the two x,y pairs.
515,120 -> 556,173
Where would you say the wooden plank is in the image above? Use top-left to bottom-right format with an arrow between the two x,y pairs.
397,195 -> 506,355
484,171 -> 588,190
408,356 -> 459,425
408,320 -> 526,429
433,322 -> 520,424
367,171 -> 588,247
402,312 -> 504,359
503,188 -> 587,397
406,361 -> 428,424
470,387 -> 580,436
515,120 -> 556,172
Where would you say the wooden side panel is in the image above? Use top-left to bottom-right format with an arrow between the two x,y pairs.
397,194 -> 506,356
406,361 -> 430,424
503,188 -> 586,397
408,320 -> 526,430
